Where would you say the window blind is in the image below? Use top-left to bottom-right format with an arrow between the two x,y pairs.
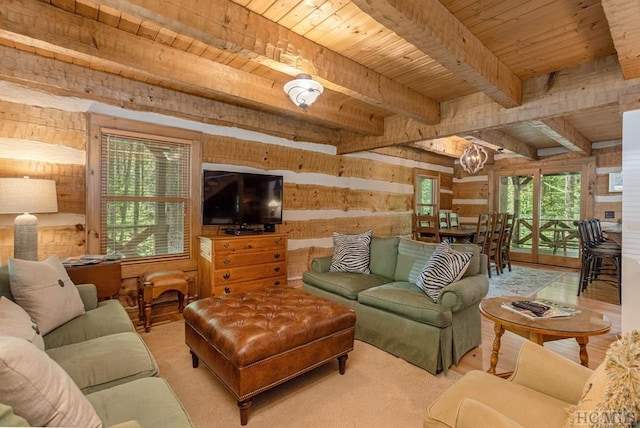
100,129 -> 191,260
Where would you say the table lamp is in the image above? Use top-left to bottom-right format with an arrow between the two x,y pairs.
0,177 -> 58,260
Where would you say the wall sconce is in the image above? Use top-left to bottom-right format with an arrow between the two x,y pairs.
283,74 -> 324,111
459,144 -> 489,175
0,177 -> 58,260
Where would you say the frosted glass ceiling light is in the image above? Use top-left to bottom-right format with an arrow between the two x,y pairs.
283,74 -> 324,112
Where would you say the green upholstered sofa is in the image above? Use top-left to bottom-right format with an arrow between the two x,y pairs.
0,264 -> 193,428
302,237 -> 489,374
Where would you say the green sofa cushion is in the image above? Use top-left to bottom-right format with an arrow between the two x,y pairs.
357,282 -> 453,327
394,239 -> 482,284
370,236 -> 400,278
47,332 -> 159,394
87,377 -> 194,428
44,299 -> 135,350
0,403 -> 29,427
302,271 -> 390,300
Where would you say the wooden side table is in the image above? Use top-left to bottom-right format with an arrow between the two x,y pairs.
479,297 -> 611,375
65,261 -> 122,300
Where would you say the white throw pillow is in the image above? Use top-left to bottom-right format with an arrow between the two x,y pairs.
417,242 -> 473,302
0,297 -> 45,350
8,255 -> 85,335
0,336 -> 101,428
329,230 -> 373,274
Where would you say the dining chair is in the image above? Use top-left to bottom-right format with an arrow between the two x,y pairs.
438,211 -> 450,229
484,212 -> 505,278
449,212 -> 460,228
499,213 -> 515,273
473,213 -> 490,251
414,213 -> 440,243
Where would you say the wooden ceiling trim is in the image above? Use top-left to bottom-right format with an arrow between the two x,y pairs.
0,45 -> 343,145
336,56 -> 632,154
2,0 -> 382,134
96,0 -> 442,125
350,0 -> 522,108
468,129 -> 538,160
601,0 -> 640,79
528,119 -> 592,156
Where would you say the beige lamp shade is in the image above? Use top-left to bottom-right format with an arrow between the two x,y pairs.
0,178 -> 58,214
0,177 -> 58,260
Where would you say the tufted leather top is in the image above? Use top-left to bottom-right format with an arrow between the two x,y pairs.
184,287 -> 356,367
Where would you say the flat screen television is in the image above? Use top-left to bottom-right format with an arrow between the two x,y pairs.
202,170 -> 283,229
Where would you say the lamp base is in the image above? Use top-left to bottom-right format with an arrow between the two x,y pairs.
14,213 -> 38,261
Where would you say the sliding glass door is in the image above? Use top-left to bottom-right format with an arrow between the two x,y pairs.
495,161 -> 591,268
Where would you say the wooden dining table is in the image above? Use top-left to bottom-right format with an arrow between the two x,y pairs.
438,227 -> 476,243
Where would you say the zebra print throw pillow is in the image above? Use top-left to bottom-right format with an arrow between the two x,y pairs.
329,230 -> 373,274
417,242 -> 473,302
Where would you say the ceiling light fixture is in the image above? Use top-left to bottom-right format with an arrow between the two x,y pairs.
459,144 -> 489,175
283,74 -> 323,112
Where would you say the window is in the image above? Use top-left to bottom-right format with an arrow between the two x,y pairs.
414,170 -> 439,215
88,116 -> 201,262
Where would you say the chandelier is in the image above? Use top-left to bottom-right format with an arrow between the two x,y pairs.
283,74 -> 324,111
459,144 -> 489,175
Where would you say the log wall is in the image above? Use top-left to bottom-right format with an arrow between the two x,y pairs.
0,49 -> 622,322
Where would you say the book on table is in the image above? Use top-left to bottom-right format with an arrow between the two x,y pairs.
501,299 -> 581,320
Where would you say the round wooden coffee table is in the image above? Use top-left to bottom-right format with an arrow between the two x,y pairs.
480,297 -> 611,375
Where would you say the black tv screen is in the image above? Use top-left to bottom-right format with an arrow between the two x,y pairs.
202,171 -> 283,227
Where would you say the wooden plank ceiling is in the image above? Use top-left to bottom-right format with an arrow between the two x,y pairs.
1,0 -> 639,161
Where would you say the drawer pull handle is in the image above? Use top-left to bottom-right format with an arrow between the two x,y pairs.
274,266 -> 281,272
222,273 -> 231,280
274,281 -> 281,286
275,238 -> 282,244
223,258 -> 230,265
274,252 -> 281,259
224,242 -> 230,248
224,287 -> 231,294
246,244 -> 253,249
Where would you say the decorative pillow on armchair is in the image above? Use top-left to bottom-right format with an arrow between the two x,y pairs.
329,230 -> 373,274
8,255 -> 85,335
417,242 -> 473,302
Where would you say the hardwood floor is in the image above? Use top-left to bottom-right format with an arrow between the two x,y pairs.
451,264 -> 621,376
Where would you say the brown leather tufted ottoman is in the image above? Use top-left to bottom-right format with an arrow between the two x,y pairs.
183,287 -> 356,425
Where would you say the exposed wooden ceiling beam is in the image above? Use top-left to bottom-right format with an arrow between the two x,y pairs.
528,118 -> 592,155
336,56 -> 630,154
0,46 -> 342,144
0,0 -> 383,135
601,0 -> 640,79
410,137 -> 469,158
371,146 -> 453,167
351,0 -> 522,109
467,130 -> 538,160
83,0 -> 441,125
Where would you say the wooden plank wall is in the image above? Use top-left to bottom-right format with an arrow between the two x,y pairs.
0,89 -> 454,316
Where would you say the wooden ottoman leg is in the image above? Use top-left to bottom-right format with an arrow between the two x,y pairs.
190,350 -> 199,368
338,354 -> 348,375
238,399 -> 252,426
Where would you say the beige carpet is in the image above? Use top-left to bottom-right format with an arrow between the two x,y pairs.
141,320 -> 461,428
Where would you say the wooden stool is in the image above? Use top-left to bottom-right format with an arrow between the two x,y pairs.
138,270 -> 191,332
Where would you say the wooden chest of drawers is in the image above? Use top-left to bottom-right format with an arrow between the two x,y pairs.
197,234 -> 288,298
